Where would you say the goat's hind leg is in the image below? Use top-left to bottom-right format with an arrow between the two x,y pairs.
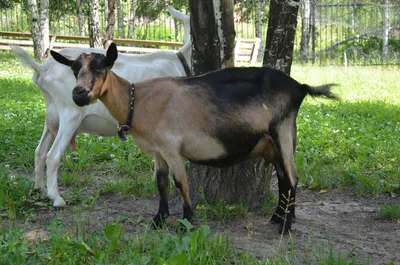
270,164 -> 297,233
34,124 -> 54,198
151,155 -> 170,228
268,120 -> 299,233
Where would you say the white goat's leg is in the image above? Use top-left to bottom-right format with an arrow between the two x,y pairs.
34,124 -> 54,197
46,114 -> 83,207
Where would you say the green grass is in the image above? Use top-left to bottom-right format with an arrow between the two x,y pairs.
0,214 -> 371,265
196,201 -> 248,222
380,203 -> 400,221
291,65 -> 400,195
2,50 -> 399,264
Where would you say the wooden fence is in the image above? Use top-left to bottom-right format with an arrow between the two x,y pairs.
0,31 -> 183,54
0,31 -> 261,65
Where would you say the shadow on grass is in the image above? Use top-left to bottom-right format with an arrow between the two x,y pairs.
296,99 -> 399,195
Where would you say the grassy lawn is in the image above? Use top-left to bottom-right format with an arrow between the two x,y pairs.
291,65 -> 400,196
0,50 -> 398,264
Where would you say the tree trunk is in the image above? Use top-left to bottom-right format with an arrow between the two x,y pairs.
255,0 -> 263,40
262,0 -> 300,232
104,0 -> 116,48
117,0 -> 125,38
382,0 -> 390,60
310,0 -> 316,64
351,6 -> 355,34
299,0 -> 311,63
127,0 -> 138,39
88,0 -> 102,48
188,0 -> 271,210
190,0 -> 221,75
77,0 -> 85,36
27,0 -> 49,61
263,0 -> 300,75
217,0 -> 236,68
255,0 -> 264,61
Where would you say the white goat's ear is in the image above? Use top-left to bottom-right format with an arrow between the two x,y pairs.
105,43 -> 118,67
50,50 -> 74,66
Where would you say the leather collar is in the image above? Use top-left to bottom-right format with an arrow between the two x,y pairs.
176,51 -> 192,77
117,83 -> 135,141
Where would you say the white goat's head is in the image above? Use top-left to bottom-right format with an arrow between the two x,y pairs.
50,43 -> 118,107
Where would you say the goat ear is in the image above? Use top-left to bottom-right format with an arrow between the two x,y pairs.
50,50 -> 74,66
105,43 -> 118,67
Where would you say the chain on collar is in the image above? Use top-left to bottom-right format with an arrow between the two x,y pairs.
117,83 -> 135,141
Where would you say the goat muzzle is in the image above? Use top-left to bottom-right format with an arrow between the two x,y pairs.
72,86 -> 90,107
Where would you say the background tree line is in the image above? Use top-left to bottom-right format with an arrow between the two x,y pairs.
1,0 -> 399,64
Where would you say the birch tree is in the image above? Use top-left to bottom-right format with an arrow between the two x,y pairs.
127,0 -> 138,39
27,0 -> 49,61
310,0 -> 316,63
188,0 -> 272,209
382,0 -> 390,59
299,0 -> 311,63
88,0 -> 102,48
76,0 -> 85,36
117,0 -> 125,38
255,0 -> 263,41
104,0 -> 116,48
263,0 -> 300,75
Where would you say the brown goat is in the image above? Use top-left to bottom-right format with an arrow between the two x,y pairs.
50,43 -> 337,233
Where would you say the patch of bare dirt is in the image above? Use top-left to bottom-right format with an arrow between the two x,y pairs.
209,190 -> 400,264
25,189 -> 399,264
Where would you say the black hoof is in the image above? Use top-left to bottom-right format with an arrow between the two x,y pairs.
278,215 -> 293,234
150,214 -> 166,229
270,212 -> 284,224
279,224 -> 291,234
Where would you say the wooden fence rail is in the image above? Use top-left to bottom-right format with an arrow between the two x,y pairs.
0,31 -> 183,54
0,31 -> 261,65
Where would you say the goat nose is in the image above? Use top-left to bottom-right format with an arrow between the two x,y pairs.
73,86 -> 87,95
72,86 -> 90,107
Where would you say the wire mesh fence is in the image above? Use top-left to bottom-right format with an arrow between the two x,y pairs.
309,0 -> 400,65
0,0 -> 399,65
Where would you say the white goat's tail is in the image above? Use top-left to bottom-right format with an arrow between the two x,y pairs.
10,45 -> 46,74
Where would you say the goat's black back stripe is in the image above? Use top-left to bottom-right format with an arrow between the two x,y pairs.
117,83 -> 135,141
176,51 -> 192,77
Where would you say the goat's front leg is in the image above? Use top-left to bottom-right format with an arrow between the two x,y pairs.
268,123 -> 298,233
151,155 -> 170,228
163,154 -> 193,228
34,124 -> 54,198
46,112 -> 83,207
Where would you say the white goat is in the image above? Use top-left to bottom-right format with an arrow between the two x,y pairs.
12,6 -> 191,207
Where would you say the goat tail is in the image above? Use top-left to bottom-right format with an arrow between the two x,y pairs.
300,83 -> 339,100
10,45 -> 46,74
